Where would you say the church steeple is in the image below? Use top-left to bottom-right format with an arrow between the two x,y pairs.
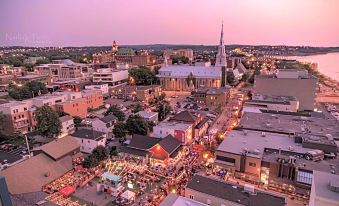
215,22 -> 227,67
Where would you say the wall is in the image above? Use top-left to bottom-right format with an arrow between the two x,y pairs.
73,137 -> 106,154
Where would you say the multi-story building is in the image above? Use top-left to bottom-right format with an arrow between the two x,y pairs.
215,129 -> 338,190
136,111 -> 159,124
163,49 -> 194,61
92,68 -> 128,86
35,59 -> 90,82
81,89 -> 104,110
152,121 -> 193,144
110,85 -> 162,102
254,69 -> 318,111
169,110 -> 204,139
85,84 -> 109,96
309,170 -> 339,206
59,115 -> 75,138
55,98 -> 88,118
185,175 -> 286,206
91,115 -> 117,139
244,93 -> 299,113
160,194 -> 208,206
193,87 -> 231,107
69,128 -> 107,153
0,101 -> 33,134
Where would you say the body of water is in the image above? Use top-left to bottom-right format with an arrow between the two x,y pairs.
290,52 -> 339,81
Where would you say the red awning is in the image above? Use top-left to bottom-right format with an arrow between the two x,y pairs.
59,185 -> 75,197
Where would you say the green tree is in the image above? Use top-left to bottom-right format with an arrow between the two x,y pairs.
128,67 -> 157,85
104,105 -> 125,121
56,110 -> 69,117
92,146 -> 108,161
132,102 -> 143,113
35,105 -> 61,137
82,155 -> 98,168
125,114 -> 149,135
8,81 -> 48,100
241,73 -> 249,82
226,71 -> 235,84
73,116 -> 83,127
155,101 -> 172,121
26,81 -> 48,96
113,122 -> 127,139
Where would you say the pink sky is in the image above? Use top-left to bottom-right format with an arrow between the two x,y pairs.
1,0 -> 338,47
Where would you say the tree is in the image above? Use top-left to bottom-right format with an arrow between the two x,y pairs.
56,110 -> 69,117
73,116 -> 82,127
82,155 -> 98,168
104,105 -> 125,121
125,115 -> 149,135
8,81 -> 48,100
226,71 -> 235,84
132,102 -> 143,113
113,122 -> 127,139
128,67 -> 157,85
26,81 -> 48,96
241,73 -> 249,82
155,101 -> 172,121
35,105 -> 61,137
92,146 -> 108,161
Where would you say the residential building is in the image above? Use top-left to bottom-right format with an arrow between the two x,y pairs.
169,110 -> 204,139
136,111 -> 159,124
120,134 -> 183,166
185,175 -> 286,206
92,68 -> 128,86
309,170 -> 339,206
0,136 -> 80,194
69,128 -> 107,153
91,114 -> 117,139
244,93 -> 299,112
163,49 -> 194,61
55,98 -> 88,118
254,69 -> 318,111
194,117 -> 210,139
193,86 -> 231,107
136,85 -> 162,102
232,62 -> 248,79
152,121 -> 193,144
59,115 -> 75,138
81,89 -> 104,110
160,194 -> 208,206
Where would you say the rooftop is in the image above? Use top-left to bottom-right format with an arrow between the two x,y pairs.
155,121 -> 192,131
128,134 -> 161,151
11,192 -> 58,206
33,136 -> 80,160
186,175 -> 286,206
170,110 -> 200,123
59,115 -> 73,123
158,65 -> 221,78
311,170 -> 339,203
99,114 -> 117,123
159,194 -> 207,206
195,86 -> 231,95
70,128 -> 105,140
238,112 -> 339,138
217,130 -> 313,158
249,93 -> 297,105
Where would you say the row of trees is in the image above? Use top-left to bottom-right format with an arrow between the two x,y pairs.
9,81 -> 48,100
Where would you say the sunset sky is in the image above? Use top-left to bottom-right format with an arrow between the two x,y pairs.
1,0 -> 339,47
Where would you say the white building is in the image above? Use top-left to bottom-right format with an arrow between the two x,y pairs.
70,128 -> 107,153
92,68 -> 128,86
59,115 -> 75,138
136,111 -> 159,124
160,194 -> 208,206
309,170 -> 339,206
91,115 -> 116,139
152,121 -> 193,144
85,84 -> 109,96
244,93 -> 299,113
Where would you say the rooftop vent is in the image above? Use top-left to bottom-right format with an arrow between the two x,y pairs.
329,180 -> 339,193
261,132 -> 266,137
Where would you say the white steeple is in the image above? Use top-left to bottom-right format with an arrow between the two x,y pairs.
163,55 -> 168,67
215,22 -> 227,67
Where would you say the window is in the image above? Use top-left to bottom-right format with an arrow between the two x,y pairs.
296,170 -> 313,185
189,194 -> 194,199
249,162 -> 256,167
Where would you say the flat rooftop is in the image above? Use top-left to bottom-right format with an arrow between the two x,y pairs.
250,93 -> 297,105
238,112 -> 339,138
136,111 -> 158,118
155,121 -> 192,131
312,170 -> 339,202
186,175 -> 286,206
196,86 -> 231,95
217,130 -> 313,158
160,194 -> 207,206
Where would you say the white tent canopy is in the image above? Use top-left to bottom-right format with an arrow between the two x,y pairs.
121,190 -> 135,201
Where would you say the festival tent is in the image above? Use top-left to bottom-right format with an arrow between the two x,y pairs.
59,185 -> 75,197
121,190 -> 135,201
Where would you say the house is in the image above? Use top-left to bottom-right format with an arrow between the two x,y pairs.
69,128 -> 107,153
120,134 -> 183,166
59,115 -> 75,138
185,175 -> 286,206
160,194 -> 208,206
232,62 -> 248,79
0,136 -> 80,194
136,111 -> 159,124
91,114 -> 117,139
169,110 -> 205,139
152,121 -> 193,144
